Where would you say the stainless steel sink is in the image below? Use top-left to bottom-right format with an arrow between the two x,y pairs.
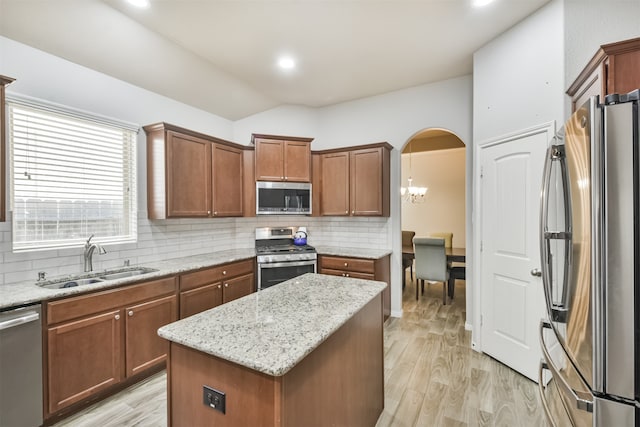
37,267 -> 158,289
39,277 -> 104,289
98,267 -> 158,281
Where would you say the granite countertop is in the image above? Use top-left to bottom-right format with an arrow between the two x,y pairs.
0,249 -> 256,310
158,273 -> 386,376
315,246 -> 392,259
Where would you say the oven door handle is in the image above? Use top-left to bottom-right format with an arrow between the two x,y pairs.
259,260 -> 317,269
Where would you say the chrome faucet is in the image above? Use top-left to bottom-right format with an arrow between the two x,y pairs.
84,234 -> 107,272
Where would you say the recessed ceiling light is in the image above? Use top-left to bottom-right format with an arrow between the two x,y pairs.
472,0 -> 494,7
277,57 -> 296,70
127,0 -> 150,8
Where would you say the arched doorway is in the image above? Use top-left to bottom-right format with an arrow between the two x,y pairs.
400,128 -> 466,310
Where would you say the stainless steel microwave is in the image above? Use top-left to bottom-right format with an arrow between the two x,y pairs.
256,182 -> 312,215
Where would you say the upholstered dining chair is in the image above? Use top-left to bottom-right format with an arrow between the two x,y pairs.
428,232 -> 452,249
402,230 -> 416,287
413,237 -> 449,304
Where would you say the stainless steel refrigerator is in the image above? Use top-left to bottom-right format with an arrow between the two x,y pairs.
538,89 -> 640,426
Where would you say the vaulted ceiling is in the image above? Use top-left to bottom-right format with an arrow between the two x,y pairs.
0,0 -> 550,120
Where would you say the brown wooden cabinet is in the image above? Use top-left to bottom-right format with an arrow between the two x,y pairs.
145,122 -> 247,219
319,254 -> 391,320
253,134 -> 313,182
45,277 -> 177,416
179,258 -> 255,318
317,143 -> 391,217
0,76 -> 15,223
568,37 -> 640,111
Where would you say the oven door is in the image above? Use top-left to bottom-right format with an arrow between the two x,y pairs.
257,260 -> 317,290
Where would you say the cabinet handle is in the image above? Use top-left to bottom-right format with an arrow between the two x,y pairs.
224,283 -> 229,287
128,310 -> 134,317
115,314 -> 120,320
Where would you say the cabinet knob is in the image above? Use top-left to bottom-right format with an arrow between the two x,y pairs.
218,284 -> 222,289
344,262 -> 348,267
207,210 -> 211,215
224,283 -> 229,288
281,176 -> 284,180
222,270 -> 227,275
342,273 -> 346,277
345,273 -> 350,277
214,211 -> 218,216
115,314 -> 120,320
128,310 -> 133,317
284,176 -> 287,180
351,210 -> 354,215
345,210 -> 348,214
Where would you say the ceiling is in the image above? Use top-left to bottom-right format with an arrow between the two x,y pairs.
0,0 -> 550,120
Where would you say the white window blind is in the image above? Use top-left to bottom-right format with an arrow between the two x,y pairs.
8,97 -> 138,252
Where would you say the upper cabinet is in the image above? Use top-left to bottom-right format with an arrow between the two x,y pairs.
316,143 -> 391,217
568,37 -> 640,112
145,123 -> 246,219
0,76 -> 15,223
253,134 -> 313,182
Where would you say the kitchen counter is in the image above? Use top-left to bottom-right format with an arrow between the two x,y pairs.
0,249 -> 256,310
161,273 -> 386,426
314,245 -> 392,259
158,272 -> 386,376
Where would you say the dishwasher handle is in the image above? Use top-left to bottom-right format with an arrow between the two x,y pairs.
0,310 -> 40,331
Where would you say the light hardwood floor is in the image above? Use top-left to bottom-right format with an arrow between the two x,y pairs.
53,275 -> 547,427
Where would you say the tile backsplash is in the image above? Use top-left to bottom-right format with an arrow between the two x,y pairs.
0,212 -> 390,285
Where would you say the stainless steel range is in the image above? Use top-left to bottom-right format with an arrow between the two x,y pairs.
255,227 -> 317,291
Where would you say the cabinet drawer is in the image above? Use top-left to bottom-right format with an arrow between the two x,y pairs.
319,256 -> 375,274
320,268 -> 375,280
47,277 -> 177,325
180,259 -> 254,291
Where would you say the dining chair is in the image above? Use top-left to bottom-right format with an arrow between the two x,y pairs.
428,232 -> 452,248
413,237 -> 449,304
402,230 -> 416,287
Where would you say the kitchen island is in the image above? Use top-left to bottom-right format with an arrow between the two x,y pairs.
158,273 -> 386,427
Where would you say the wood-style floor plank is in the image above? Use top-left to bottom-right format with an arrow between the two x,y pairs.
52,274 -> 548,427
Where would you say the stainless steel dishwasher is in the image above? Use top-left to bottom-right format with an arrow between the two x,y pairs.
0,303 -> 43,427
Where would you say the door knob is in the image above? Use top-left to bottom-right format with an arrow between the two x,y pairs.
530,268 -> 542,277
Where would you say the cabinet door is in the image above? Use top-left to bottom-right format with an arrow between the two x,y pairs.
47,310 -> 122,414
283,141 -> 311,182
350,147 -> 384,216
212,143 -> 243,217
255,139 -> 284,181
608,48 -> 640,96
180,283 -> 223,318
321,152 -> 350,215
222,273 -> 255,304
166,131 -> 211,217
125,295 -> 177,377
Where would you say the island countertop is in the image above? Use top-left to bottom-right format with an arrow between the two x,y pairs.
157,273 -> 386,376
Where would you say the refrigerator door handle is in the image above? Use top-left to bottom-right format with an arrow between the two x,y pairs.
537,360 -> 559,427
539,320 -> 594,413
540,144 -> 572,323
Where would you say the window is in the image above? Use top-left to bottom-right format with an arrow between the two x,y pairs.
8,96 -> 137,252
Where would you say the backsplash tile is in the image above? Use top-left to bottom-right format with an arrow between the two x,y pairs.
0,212 -> 391,286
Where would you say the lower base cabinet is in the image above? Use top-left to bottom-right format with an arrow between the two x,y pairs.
45,277 -> 178,416
179,259 -> 255,319
319,254 -> 391,320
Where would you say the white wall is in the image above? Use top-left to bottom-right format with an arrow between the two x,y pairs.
472,0 -> 565,343
401,148 -> 466,248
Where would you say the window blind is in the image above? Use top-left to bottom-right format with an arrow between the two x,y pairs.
8,98 -> 137,252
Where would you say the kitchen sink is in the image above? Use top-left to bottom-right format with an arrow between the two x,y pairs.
98,267 -> 158,281
37,267 -> 158,289
39,277 -> 105,289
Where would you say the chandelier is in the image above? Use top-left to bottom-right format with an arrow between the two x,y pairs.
401,141 -> 428,203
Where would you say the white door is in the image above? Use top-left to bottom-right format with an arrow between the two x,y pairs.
479,127 -> 550,382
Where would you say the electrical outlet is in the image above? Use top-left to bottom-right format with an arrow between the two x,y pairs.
203,385 -> 226,414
